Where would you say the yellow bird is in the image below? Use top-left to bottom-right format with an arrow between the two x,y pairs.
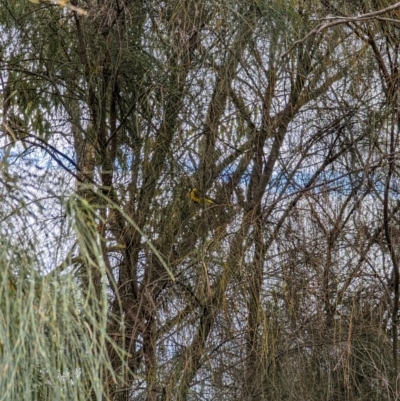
189,188 -> 217,205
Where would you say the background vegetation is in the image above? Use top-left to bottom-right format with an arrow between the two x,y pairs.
2,0 -> 400,400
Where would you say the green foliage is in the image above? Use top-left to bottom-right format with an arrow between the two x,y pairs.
0,237 -> 118,400
0,174 -> 121,401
